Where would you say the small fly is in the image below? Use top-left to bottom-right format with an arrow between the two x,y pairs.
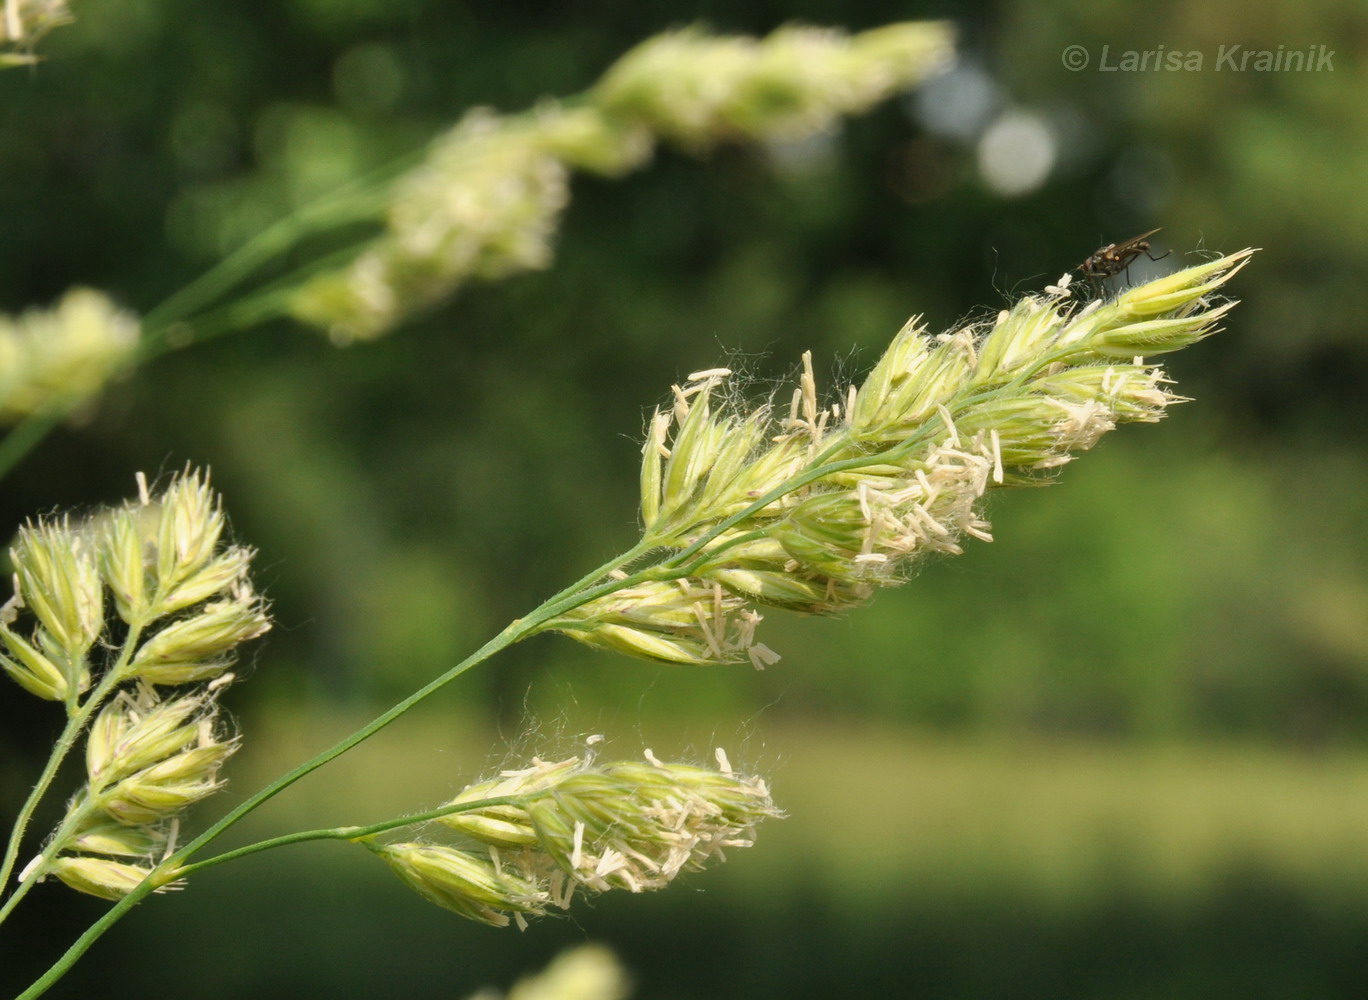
1077,228 -> 1170,281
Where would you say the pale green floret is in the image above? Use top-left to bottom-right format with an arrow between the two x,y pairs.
707,565 -> 858,612
847,316 -> 933,434
153,470 -> 226,601
47,856 -> 153,901
657,381 -> 732,524
441,811 -> 539,850
546,579 -> 775,667
96,741 -> 237,826
975,306 -> 1062,379
157,546 -> 256,615
378,843 -> 552,928
638,408 -> 670,529
0,623 -> 70,700
576,621 -> 727,665
878,330 -> 979,428
99,508 -> 150,624
438,757 -> 580,848
10,519 -> 103,669
85,692 -> 208,787
1113,251 -> 1255,316
772,491 -> 889,576
63,818 -> 166,859
1072,307 -> 1236,359
643,382 -> 796,541
129,593 -> 270,684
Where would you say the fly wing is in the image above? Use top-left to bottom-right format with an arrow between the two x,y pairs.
1111,228 -> 1162,254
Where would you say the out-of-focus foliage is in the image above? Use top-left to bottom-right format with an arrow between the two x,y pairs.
1,0 -> 1366,997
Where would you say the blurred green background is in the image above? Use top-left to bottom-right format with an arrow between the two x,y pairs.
3,0 -> 1368,997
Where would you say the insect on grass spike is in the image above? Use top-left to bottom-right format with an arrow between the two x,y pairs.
1077,228 -> 1171,281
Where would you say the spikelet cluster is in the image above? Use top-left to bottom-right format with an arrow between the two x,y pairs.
290,21 -> 953,343
374,747 -> 779,929
4,469 -> 269,900
0,289 -> 138,424
45,684 -> 238,899
544,251 -> 1255,668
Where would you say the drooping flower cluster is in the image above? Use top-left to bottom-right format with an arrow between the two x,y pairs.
289,21 -> 954,343
0,288 -> 138,425
3,469 -> 269,899
543,250 -> 1255,668
373,747 -> 779,929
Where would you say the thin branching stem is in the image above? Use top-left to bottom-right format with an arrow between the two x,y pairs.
171,794 -> 532,880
